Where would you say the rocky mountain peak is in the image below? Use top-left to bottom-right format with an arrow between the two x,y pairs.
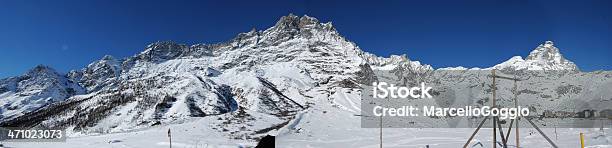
388,54 -> 409,62
494,41 -> 579,71
269,14 -> 336,35
241,14 -> 341,48
135,41 -> 189,62
298,15 -> 320,28
526,41 -> 564,62
273,13 -> 301,31
526,41 -> 578,70
25,65 -> 61,78
101,55 -> 115,61
145,41 -> 185,51
272,14 -> 324,30
67,54 -> 124,92
543,40 -> 554,47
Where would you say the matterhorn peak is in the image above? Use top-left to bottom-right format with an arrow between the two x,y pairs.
526,41 -> 560,60
493,41 -> 579,71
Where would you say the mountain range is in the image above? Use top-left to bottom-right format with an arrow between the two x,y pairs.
0,14 -> 609,143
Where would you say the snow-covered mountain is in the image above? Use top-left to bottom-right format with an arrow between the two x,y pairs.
0,65 -> 84,121
440,41 -> 579,71
0,14 -> 429,138
68,55 -> 122,92
0,14 -> 610,147
493,41 -> 579,71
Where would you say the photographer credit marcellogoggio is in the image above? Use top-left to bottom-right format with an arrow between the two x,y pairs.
372,105 -> 530,120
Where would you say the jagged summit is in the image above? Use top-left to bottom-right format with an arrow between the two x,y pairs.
101,55 -> 115,60
121,15 -> 342,64
25,65 -> 60,77
145,41 -> 185,50
273,14 -> 301,31
257,14 -> 340,47
272,14 -> 330,31
72,55 -> 122,91
526,41 -> 568,63
493,41 -> 579,71
542,40 -> 555,48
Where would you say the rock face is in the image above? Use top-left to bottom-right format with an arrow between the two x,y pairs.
68,55 -> 121,92
0,14 -> 609,143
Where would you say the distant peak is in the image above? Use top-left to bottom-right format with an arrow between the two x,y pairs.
287,13 -> 298,18
493,41 -> 579,71
146,41 -> 182,50
32,65 -> 54,71
508,56 -> 524,61
389,54 -> 409,61
26,65 -> 59,76
544,40 -> 554,47
94,55 -> 119,66
101,55 -> 115,60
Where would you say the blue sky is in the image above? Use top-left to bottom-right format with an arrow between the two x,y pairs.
1,0 -> 611,78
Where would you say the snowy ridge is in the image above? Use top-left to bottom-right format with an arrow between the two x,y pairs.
0,65 -> 84,121
437,66 -> 483,71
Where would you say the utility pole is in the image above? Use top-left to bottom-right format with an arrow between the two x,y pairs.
465,70 -> 559,148
168,128 -> 172,148
513,77 -> 520,148
492,70 -> 497,148
554,123 -> 558,140
380,115 -> 383,148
